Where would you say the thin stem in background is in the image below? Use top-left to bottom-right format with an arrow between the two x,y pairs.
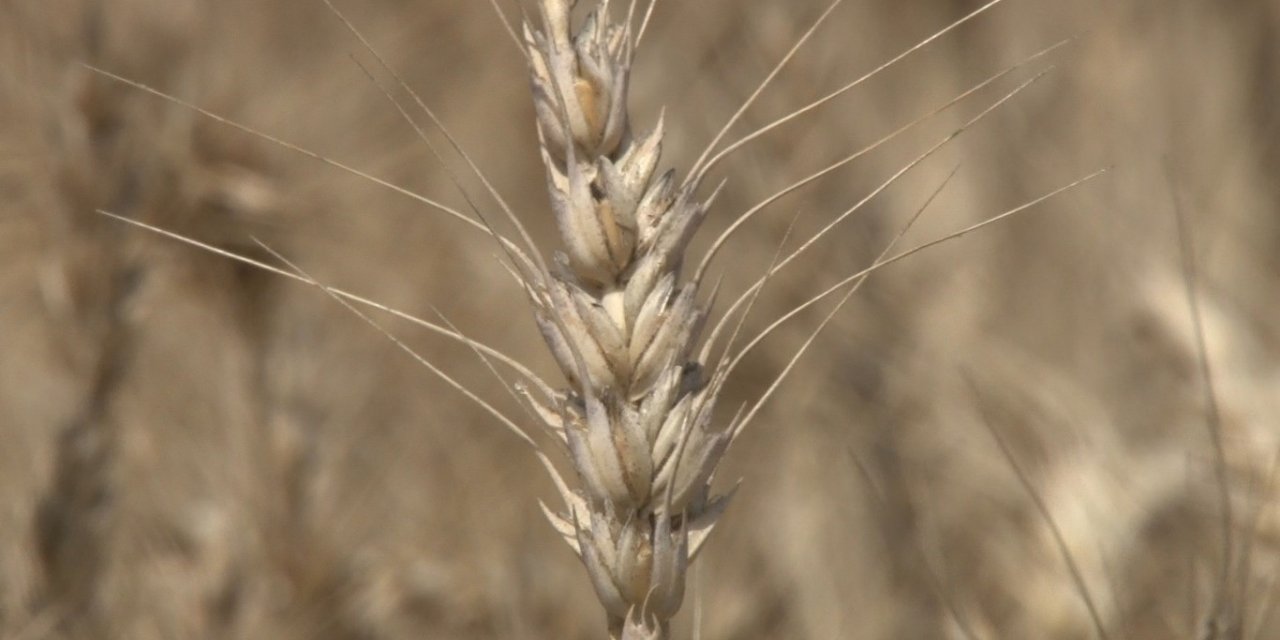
967,376 -> 1113,640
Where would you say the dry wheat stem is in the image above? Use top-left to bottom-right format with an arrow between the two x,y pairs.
1166,166 -> 1262,639
1169,170 -> 1235,620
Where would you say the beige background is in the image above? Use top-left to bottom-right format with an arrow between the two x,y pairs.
1,0 -> 1278,637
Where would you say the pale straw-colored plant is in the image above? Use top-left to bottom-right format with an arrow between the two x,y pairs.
88,0 -> 1107,637
520,1 -> 735,636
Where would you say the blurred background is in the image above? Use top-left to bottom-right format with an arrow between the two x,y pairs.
2,0 -> 1278,638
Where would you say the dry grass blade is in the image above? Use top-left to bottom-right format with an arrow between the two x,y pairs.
967,376 -> 1113,640
847,448 -> 984,640
1089,521 -> 1130,640
1169,165 -> 1236,628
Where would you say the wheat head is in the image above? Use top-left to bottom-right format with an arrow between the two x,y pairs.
520,1 -> 734,637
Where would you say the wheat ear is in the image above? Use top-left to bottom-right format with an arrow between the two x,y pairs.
521,2 -> 736,637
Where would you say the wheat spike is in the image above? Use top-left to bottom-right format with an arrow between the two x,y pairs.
523,1 -> 736,635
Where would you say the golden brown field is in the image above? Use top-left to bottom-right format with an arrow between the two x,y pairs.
2,0 -> 1279,638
